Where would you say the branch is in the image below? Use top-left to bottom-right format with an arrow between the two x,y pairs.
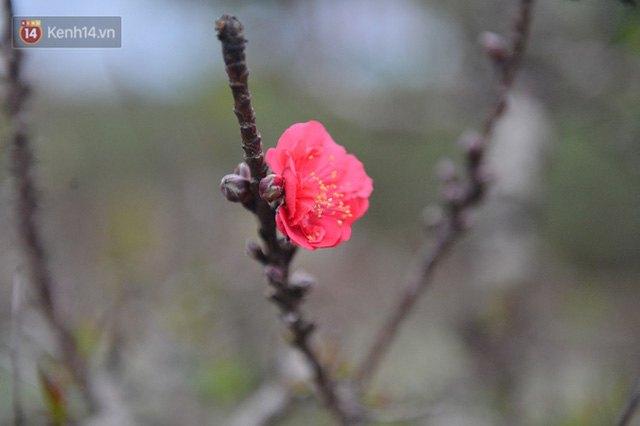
10,269 -> 25,426
481,0 -> 535,141
216,15 -> 360,425
2,0 -> 96,411
354,0 -> 537,392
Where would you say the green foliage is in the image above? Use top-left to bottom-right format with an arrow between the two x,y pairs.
192,357 -> 258,403
613,8 -> 640,51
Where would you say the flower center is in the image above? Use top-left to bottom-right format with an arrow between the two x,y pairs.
308,171 -> 353,227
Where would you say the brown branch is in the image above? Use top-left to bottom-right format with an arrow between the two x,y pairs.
215,15 -> 267,181
2,0 -> 96,412
354,0 -> 537,392
481,0 -> 535,141
354,222 -> 459,392
216,15 -> 360,425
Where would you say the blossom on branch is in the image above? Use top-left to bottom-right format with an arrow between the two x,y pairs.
265,121 -> 373,250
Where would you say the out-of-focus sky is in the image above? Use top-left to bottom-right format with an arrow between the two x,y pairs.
10,0 -> 464,101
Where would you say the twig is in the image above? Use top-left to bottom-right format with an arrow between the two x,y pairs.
616,370 -> 640,426
10,269 -> 25,426
481,0 -> 535,141
354,0 -> 537,392
354,222 -> 459,392
2,0 -> 96,411
216,15 -> 360,425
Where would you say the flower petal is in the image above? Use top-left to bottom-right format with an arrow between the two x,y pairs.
267,121 -> 373,250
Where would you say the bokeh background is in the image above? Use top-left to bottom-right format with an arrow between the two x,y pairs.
0,0 -> 639,424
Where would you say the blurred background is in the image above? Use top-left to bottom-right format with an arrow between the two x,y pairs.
0,0 -> 639,424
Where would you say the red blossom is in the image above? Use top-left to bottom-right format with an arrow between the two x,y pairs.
265,121 -> 373,250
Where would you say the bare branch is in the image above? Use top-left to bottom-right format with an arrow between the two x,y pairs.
2,0 -> 96,411
481,0 -> 535,141
216,15 -> 268,181
10,269 -> 25,426
354,0 -> 537,392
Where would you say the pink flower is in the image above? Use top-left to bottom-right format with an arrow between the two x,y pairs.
265,121 -> 373,250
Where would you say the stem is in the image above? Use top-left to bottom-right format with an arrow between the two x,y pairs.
216,15 -> 359,425
354,0 -> 537,393
2,0 -> 96,411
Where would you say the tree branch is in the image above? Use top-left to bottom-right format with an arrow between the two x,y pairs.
10,269 -> 25,426
2,0 -> 96,412
216,15 -> 360,425
354,0 -> 537,392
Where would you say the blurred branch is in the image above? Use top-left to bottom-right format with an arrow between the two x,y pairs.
11,269 -> 25,426
481,0 -> 535,141
216,15 -> 360,425
616,370 -> 640,426
354,0 -> 537,392
2,0 -> 96,412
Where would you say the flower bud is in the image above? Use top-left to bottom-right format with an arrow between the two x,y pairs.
220,173 -> 251,203
234,162 -> 251,179
259,174 -> 285,204
478,31 -> 509,63
264,264 -> 284,285
290,270 -> 317,296
460,132 -> 485,166
281,311 -> 300,325
442,181 -> 464,205
422,205 -> 443,229
436,159 -> 458,183
246,238 -> 267,263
